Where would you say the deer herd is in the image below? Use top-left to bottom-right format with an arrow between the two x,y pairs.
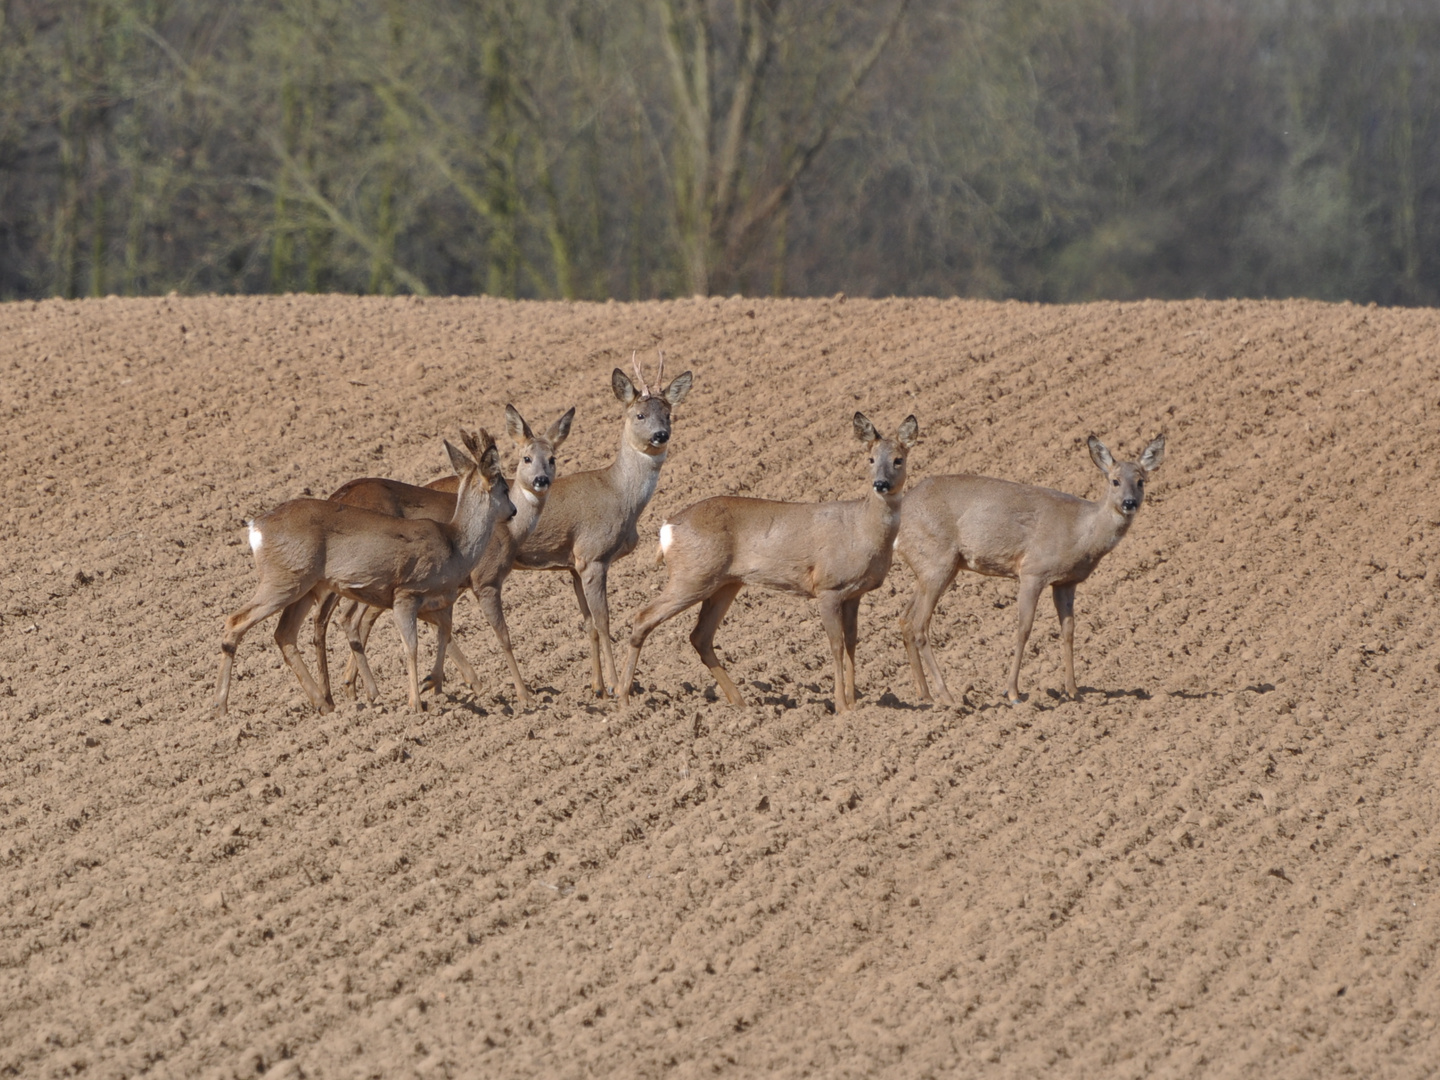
215,354 -> 1165,718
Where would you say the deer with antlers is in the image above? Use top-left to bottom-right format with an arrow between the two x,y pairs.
618,413 -> 919,712
214,430 -> 513,715
896,433 -> 1165,705
319,404 -> 575,706
512,354 -> 692,697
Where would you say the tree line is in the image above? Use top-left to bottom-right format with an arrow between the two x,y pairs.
1,0 -> 1436,304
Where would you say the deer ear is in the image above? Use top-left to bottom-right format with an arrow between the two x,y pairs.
1140,433 -> 1166,473
444,439 -> 475,476
547,407 -> 575,449
1087,435 -> 1115,474
479,438 -> 503,481
897,415 -> 919,448
504,404 -> 532,445
853,412 -> 879,445
612,368 -> 637,404
663,371 -> 693,405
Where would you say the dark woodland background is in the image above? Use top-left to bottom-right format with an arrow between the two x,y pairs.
2,0 -> 1437,303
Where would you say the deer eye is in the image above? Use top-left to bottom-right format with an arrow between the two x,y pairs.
1112,479 -> 1119,486
894,458 -> 904,467
1138,479 -> 1144,487
868,457 -> 874,464
523,456 -> 532,464
549,457 -> 555,467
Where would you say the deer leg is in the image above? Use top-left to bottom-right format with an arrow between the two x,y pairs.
617,582 -> 711,706
1006,577 -> 1046,703
899,561 -> 961,706
337,599 -> 364,694
475,581 -> 529,705
341,605 -> 380,704
1053,583 -> 1078,699
312,590 -> 340,708
444,638 -> 484,695
275,592 -> 333,713
689,581 -> 745,707
216,587 -> 298,716
818,591 -> 850,714
343,603 -> 384,699
568,567 -> 605,696
841,596 -> 861,708
424,606 -> 482,696
392,596 -> 424,712
578,561 -> 620,696
419,606 -> 453,699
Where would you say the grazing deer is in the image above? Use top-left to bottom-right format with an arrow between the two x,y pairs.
322,404 -> 574,705
214,431 -> 512,716
618,413 -> 919,713
897,433 -> 1165,705
514,355 -> 692,697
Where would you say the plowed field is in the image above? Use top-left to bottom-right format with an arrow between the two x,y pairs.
2,295 -> 1437,1078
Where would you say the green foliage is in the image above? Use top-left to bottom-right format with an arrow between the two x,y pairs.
0,0 -> 1437,302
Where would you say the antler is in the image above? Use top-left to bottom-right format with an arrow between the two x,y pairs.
631,350 -> 653,399
655,349 -> 666,390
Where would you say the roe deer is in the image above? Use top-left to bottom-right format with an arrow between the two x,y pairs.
214,431 -> 512,715
513,355 -> 692,697
897,433 -> 1165,705
618,413 -> 919,713
323,404 -> 574,705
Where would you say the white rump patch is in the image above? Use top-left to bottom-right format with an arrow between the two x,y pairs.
659,522 -> 675,555
248,522 -> 263,553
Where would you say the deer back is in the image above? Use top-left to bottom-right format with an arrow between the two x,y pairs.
330,476 -> 457,521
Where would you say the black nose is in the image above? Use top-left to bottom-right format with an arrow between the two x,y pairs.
532,476 -> 550,490
874,480 -> 892,494
508,502 -> 518,520
651,430 -> 670,445
1122,498 -> 1139,512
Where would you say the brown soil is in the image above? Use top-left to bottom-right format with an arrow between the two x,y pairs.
2,295 -> 1437,1079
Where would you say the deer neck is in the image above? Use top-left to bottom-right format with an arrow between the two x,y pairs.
1078,495 -> 1134,560
448,476 -> 500,563
508,479 -> 546,541
863,488 -> 904,543
607,436 -> 667,518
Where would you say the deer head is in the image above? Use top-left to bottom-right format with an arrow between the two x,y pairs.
612,351 -> 693,457
1088,433 -> 1165,518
